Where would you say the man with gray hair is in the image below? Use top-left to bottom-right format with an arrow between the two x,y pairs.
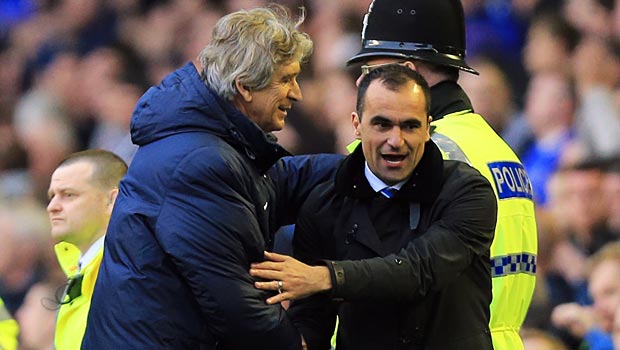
82,4 -> 340,350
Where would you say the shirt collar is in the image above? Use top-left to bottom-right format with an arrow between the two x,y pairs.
79,235 -> 105,272
364,162 -> 407,192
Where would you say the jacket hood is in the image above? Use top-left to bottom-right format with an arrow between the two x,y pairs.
131,63 -> 235,145
130,63 -> 290,170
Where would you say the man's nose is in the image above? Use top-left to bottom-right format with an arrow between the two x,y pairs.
288,80 -> 302,101
386,127 -> 404,147
47,196 -> 60,213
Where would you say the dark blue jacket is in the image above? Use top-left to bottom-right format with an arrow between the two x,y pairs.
82,63 -> 341,350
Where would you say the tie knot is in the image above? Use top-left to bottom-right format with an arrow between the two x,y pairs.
380,187 -> 398,198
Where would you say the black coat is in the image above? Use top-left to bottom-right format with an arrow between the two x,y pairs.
289,141 -> 497,350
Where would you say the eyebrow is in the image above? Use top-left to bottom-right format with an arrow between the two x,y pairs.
281,72 -> 298,80
47,186 -> 77,198
369,115 -> 422,126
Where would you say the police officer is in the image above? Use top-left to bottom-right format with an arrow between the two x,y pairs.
0,297 -> 18,350
253,1 -> 538,349
346,1 -> 538,349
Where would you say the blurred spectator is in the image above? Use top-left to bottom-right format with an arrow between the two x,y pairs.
0,0 -> 35,46
460,55 -> 533,155
551,241 -> 620,350
614,303 -> 620,350
521,327 -> 569,350
521,71 -> 576,206
14,281 -> 58,350
80,44 -> 148,164
9,49 -> 91,203
0,199 -> 52,315
0,120 -> 29,200
523,207 -> 565,330
543,169 -> 589,349
544,161 -> 617,329
564,0 -> 616,38
572,35 -> 620,158
602,158 -> 620,237
463,0 -> 530,103
523,12 -> 580,77
554,162 -> 616,255
88,82 -> 140,163
318,69 -> 357,153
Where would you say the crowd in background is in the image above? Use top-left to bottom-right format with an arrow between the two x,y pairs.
0,0 -> 619,349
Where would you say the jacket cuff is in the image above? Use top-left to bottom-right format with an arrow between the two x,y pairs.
323,260 -> 345,300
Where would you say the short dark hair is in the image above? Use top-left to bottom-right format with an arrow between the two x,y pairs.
356,64 -> 431,119
56,149 -> 128,190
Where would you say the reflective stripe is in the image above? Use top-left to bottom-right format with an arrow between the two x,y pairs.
431,133 -> 471,164
491,253 -> 537,277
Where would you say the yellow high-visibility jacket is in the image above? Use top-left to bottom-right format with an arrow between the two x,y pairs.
432,110 -> 537,350
0,298 -> 19,350
54,241 -> 103,350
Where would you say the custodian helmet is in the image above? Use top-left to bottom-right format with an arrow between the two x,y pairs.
347,0 -> 479,75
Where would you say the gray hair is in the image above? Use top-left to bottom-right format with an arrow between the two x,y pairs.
198,4 -> 313,101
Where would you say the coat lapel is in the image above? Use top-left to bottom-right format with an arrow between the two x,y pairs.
333,197 -> 387,257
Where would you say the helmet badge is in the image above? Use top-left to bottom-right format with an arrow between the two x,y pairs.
361,0 -> 376,42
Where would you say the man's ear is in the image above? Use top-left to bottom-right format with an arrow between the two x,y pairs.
352,112 -> 361,138
403,61 -> 417,71
426,115 -> 433,140
235,80 -> 252,102
106,188 -> 119,214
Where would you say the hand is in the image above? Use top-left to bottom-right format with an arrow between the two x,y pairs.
551,302 -> 596,338
250,251 -> 332,304
551,241 -> 586,284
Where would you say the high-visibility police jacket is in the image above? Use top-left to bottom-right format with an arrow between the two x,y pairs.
430,81 -> 537,350
54,241 -> 103,350
345,81 -> 537,350
0,298 -> 18,350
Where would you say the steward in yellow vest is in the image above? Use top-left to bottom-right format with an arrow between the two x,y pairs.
46,149 -> 127,350
54,240 -> 104,350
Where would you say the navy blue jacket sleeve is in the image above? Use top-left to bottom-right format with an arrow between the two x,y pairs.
155,148 -> 301,350
269,154 -> 343,227
287,193 -> 339,350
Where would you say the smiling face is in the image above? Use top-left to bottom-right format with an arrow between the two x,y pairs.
353,79 -> 431,185
240,60 -> 303,133
46,160 -> 113,250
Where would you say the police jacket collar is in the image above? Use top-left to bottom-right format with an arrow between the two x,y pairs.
335,140 -> 444,202
430,80 -> 474,121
